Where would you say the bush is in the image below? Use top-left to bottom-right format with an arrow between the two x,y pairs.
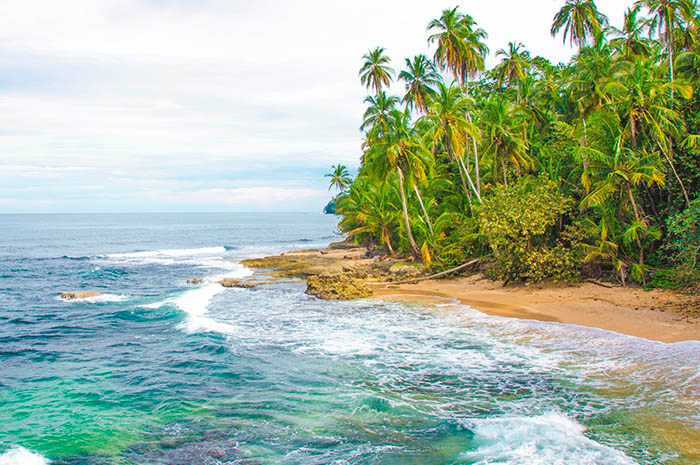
479,177 -> 583,282
658,198 -> 700,287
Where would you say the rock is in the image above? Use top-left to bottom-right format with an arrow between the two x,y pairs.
328,238 -> 357,250
217,279 -> 264,289
305,274 -> 372,300
186,278 -> 203,284
388,263 -> 423,279
61,291 -> 102,299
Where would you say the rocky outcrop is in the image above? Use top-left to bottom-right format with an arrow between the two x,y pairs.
187,278 -> 203,284
388,263 -> 423,279
217,279 -> 264,289
305,274 -> 372,300
61,291 -> 102,299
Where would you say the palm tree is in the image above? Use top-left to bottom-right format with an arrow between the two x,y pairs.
604,56 -> 693,205
480,94 -> 531,187
580,111 -> 666,267
325,165 -> 352,192
551,0 -> 609,51
493,42 -> 532,86
359,47 -> 395,95
610,5 -> 654,57
636,0 -> 682,90
360,91 -> 400,133
423,82 -> 481,201
398,55 -> 440,114
337,176 -> 399,254
428,7 -> 489,84
365,111 -> 431,258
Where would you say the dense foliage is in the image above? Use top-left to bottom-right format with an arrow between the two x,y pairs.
331,0 -> 700,287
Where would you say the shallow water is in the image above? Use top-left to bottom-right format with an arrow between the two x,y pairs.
1,213 -> 698,464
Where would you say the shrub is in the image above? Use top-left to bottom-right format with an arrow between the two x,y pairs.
479,177 -> 583,282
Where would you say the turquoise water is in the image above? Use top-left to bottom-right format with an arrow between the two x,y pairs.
1,213 -> 699,464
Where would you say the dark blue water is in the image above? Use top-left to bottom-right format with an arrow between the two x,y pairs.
1,213 -> 698,465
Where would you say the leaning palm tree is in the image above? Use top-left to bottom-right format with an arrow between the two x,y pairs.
359,47 -> 395,95
365,110 -> 431,259
604,56 -> 693,205
398,55 -> 440,114
325,165 -> 352,192
423,82 -> 481,201
551,0 -> 610,51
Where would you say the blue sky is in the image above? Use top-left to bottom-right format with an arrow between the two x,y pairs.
0,0 -> 629,213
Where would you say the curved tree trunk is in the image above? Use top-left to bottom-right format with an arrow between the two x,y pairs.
465,113 -> 481,196
397,166 -> 420,259
627,184 -> 645,266
382,225 -> 395,254
413,184 -> 434,237
446,135 -> 471,200
457,153 -> 482,202
660,142 -> 691,207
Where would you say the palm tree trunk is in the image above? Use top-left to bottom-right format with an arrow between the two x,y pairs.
627,185 -> 645,266
413,184 -> 434,237
397,166 -> 420,259
502,159 -> 509,188
457,153 -> 482,202
382,226 -> 395,254
659,142 -> 691,207
668,26 -> 674,101
466,116 -> 481,196
446,136 -> 471,199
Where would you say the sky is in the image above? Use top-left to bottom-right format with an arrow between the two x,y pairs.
0,0 -> 633,213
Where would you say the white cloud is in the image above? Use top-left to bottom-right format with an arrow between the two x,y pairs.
0,0 -> 633,212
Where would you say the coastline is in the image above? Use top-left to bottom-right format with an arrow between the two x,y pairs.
241,245 -> 700,344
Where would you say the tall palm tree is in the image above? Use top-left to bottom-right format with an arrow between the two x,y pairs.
580,111 -> 666,267
398,55 -> 440,114
428,8 -> 487,196
604,56 -> 693,205
360,91 -> 400,133
423,82 -> 481,201
359,47 -> 395,95
480,94 -> 531,187
493,42 -> 532,86
610,5 -> 654,57
428,7 -> 489,84
365,111 -> 431,258
551,0 -> 610,51
325,165 -> 352,192
636,0 -> 682,89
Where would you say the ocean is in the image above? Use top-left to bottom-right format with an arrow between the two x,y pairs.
0,213 -> 698,464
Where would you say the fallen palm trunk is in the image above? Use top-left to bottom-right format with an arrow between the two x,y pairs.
366,258 -> 481,285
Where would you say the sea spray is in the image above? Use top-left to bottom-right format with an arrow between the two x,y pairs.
0,446 -> 50,465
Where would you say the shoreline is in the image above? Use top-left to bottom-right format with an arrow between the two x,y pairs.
240,246 -> 700,344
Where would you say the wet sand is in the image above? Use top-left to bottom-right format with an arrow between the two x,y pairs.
370,274 -> 700,343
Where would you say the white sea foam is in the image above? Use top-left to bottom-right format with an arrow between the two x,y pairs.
461,412 -> 637,465
101,246 -> 246,271
145,284 -> 237,335
106,246 -> 226,259
0,446 -> 50,465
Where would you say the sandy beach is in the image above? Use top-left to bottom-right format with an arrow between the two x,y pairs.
244,246 -> 700,343
370,274 -> 700,343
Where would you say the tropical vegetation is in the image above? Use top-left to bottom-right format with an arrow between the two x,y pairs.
329,1 -> 700,288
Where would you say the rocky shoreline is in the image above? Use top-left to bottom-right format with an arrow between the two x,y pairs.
236,242 -> 700,343
239,241 -> 425,300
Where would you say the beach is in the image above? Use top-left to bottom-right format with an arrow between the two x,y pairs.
244,245 -> 700,343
